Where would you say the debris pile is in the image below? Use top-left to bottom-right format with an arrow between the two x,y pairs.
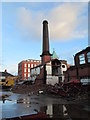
12,79 -> 89,101
46,82 -> 89,100
12,80 -> 46,95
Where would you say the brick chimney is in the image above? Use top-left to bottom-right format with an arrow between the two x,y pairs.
40,20 -> 52,64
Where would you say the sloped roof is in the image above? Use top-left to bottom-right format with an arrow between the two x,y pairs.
0,72 -> 14,77
51,48 -> 59,59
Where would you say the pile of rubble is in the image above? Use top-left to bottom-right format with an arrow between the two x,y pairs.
46,82 -> 89,100
12,79 -> 89,101
12,80 -> 46,95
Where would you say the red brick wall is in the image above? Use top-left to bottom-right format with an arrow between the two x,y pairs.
65,67 -> 77,82
65,47 -> 90,83
74,54 -> 79,66
41,55 -> 51,64
78,66 -> 90,77
18,60 -> 41,80
22,63 -> 24,80
65,64 -> 90,82
68,69 -> 77,79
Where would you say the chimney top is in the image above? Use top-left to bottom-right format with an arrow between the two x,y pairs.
43,20 -> 48,24
5,69 -> 7,73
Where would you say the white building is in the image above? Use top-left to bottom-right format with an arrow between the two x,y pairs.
30,58 -> 67,85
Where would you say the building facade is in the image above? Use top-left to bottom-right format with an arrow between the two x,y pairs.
18,59 -> 41,80
65,47 -> 90,84
30,59 -> 68,85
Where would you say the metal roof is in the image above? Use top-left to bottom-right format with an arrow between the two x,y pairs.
51,48 -> 59,59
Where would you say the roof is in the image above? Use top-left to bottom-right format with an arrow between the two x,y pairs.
75,46 -> 90,56
60,60 -> 67,65
51,48 -> 59,59
0,72 -> 14,77
18,59 -> 41,65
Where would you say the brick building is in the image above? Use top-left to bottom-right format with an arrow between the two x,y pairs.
18,59 -> 41,80
65,46 -> 90,84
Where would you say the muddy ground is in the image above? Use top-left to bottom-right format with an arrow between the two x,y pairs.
0,83 -> 90,119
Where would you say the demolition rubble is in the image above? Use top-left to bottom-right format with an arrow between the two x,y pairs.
12,79 -> 89,102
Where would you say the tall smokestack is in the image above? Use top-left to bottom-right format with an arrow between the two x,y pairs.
40,20 -> 52,64
43,20 -> 49,54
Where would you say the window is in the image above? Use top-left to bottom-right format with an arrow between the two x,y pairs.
31,64 -> 33,68
87,52 -> 90,63
28,69 -> 30,72
24,63 -> 27,67
24,73 -> 26,77
28,73 -> 30,77
52,66 -> 58,75
37,67 -> 40,74
35,64 -> 36,67
79,54 -> 85,64
28,64 -> 30,67
24,68 -> 26,72
62,65 -> 65,68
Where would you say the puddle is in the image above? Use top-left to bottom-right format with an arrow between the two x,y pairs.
40,104 -> 89,119
0,91 -> 89,119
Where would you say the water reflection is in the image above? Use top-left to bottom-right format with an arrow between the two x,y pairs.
40,104 -> 89,119
0,91 -> 89,119
40,104 -> 70,119
2,99 -> 5,103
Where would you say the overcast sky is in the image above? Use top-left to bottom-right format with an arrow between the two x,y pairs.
0,0 -> 89,75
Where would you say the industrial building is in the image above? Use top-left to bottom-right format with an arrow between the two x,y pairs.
65,46 -> 90,84
18,59 -> 41,80
30,20 -> 69,85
